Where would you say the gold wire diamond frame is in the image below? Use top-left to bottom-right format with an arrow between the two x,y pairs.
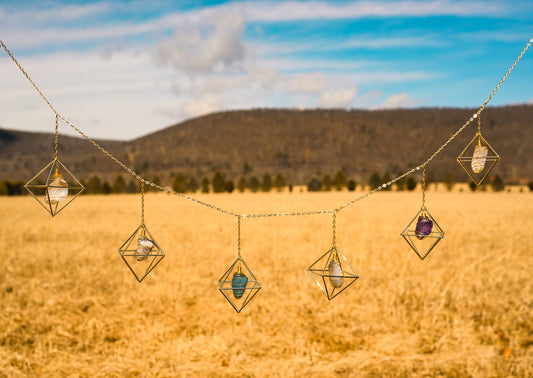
218,257 -> 261,313
457,132 -> 501,186
401,208 -> 444,260
24,158 -> 85,217
307,246 -> 359,300
119,224 -> 165,283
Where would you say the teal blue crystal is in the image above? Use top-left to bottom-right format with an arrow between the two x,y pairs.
231,271 -> 248,299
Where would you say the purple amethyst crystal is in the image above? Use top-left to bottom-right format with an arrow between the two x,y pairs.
415,215 -> 433,239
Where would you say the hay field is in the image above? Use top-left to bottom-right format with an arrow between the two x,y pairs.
0,191 -> 532,377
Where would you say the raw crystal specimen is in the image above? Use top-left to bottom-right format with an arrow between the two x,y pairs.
135,236 -> 154,261
47,174 -> 68,203
471,144 -> 488,173
231,267 -> 248,299
328,259 -> 343,288
415,215 -> 433,239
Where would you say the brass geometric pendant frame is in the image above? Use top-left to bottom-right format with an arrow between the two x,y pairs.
24,158 -> 85,217
457,132 -> 500,186
307,245 -> 359,300
401,207 -> 444,260
218,256 -> 261,313
118,223 -> 165,282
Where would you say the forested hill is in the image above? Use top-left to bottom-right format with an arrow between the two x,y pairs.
1,105 -> 532,185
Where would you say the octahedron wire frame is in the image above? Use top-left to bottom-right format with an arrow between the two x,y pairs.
119,224 -> 165,283
218,257 -> 261,313
401,208 -> 444,260
307,246 -> 359,300
457,132 -> 500,186
24,158 -> 85,217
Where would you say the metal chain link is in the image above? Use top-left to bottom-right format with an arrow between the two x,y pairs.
332,210 -> 337,247
421,164 -> 426,210
237,216 -> 241,258
54,114 -> 59,160
1,38 -> 531,220
140,180 -> 145,226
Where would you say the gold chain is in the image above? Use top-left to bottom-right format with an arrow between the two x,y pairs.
332,210 -> 337,247
237,216 -> 241,258
1,38 -> 531,220
140,180 -> 145,226
421,164 -> 426,210
54,114 -> 59,160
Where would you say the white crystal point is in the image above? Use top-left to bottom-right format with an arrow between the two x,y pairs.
471,144 -> 488,173
328,259 -> 343,288
135,236 -> 154,261
47,176 -> 68,203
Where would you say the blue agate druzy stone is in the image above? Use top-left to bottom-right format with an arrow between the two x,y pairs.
415,215 -> 433,239
231,271 -> 248,299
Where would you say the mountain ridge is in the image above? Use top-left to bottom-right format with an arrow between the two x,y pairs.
1,105 -> 532,185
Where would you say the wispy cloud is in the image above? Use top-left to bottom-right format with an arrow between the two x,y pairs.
372,92 -> 420,109
241,0 -> 506,21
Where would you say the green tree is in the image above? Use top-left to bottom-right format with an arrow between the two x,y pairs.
347,179 -> 356,191
333,170 -> 346,191
248,176 -> 260,192
322,175 -> 332,191
225,180 -> 235,193
149,176 -> 161,192
201,177 -> 210,193
261,174 -> 273,192
173,173 -> 188,193
126,179 -> 137,193
112,175 -> 126,193
308,177 -> 321,192
237,177 -> 247,193
491,175 -> 505,192
406,177 -> 417,191
273,174 -> 286,192
101,181 -> 112,194
212,172 -> 226,193
369,172 -> 381,189
382,172 -> 392,191
188,177 -> 199,193
0,180 -> 8,195
445,172 -> 455,192
395,177 -> 406,191
86,175 -> 102,194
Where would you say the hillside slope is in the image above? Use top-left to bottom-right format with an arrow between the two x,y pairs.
1,105 -> 532,184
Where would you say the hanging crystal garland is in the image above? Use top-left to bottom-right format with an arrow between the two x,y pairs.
307,210 -> 359,300
457,113 -> 501,186
24,114 -> 85,216
218,216 -> 261,313
118,181 -> 165,282
401,165 -> 444,260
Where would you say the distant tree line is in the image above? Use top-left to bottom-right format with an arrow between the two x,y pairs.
172,171 -> 291,194
0,172 -> 525,195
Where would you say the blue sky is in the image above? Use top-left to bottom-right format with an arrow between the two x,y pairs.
0,0 -> 532,139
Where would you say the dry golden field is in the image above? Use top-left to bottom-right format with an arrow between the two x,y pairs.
0,191 -> 532,377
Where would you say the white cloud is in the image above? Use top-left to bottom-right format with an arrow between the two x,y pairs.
241,0 -> 505,22
285,71 -> 328,94
0,3 -> 109,23
156,11 -> 249,73
354,90 -> 383,107
319,87 -> 358,108
373,92 -> 420,109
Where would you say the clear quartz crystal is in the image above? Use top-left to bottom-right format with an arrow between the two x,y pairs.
47,176 -> 68,203
471,144 -> 488,174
